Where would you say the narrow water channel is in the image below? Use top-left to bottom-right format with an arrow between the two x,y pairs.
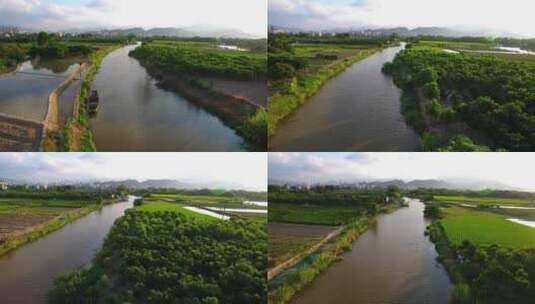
292,198 -> 451,304
270,44 -> 421,151
0,197 -> 134,304
90,44 -> 246,151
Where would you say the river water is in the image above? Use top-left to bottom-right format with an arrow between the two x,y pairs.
270,44 -> 421,151
90,45 -> 245,151
0,59 -> 80,121
292,199 -> 451,304
0,197 -> 134,304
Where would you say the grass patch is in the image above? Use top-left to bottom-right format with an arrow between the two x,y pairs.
136,201 -> 217,222
149,193 -> 241,204
433,195 -> 535,207
440,207 -> 535,249
269,203 -> 364,226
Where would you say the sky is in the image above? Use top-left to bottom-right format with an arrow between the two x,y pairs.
269,0 -> 535,37
0,0 -> 267,37
269,153 -> 535,191
0,153 -> 267,191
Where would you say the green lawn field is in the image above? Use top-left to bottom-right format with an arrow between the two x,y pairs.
433,195 -> 535,207
440,207 -> 535,249
136,201 -> 217,222
149,193 -> 240,204
269,203 -> 363,226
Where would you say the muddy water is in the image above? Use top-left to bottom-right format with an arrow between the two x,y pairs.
0,60 -> 80,121
0,197 -> 134,304
271,44 -> 421,151
90,45 -> 245,151
292,199 -> 451,304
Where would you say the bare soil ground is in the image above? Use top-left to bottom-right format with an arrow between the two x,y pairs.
0,114 -> 43,151
0,206 -> 71,243
202,78 -> 268,108
268,222 -> 340,271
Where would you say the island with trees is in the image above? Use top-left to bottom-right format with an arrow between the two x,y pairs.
383,37 -> 535,151
49,189 -> 267,303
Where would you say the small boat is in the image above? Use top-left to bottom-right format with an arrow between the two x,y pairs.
87,90 -> 99,113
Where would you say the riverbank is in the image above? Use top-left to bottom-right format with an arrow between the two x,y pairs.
0,206 -> 97,258
427,202 -> 535,303
268,48 -> 378,139
0,196 -> 124,258
268,216 -> 376,304
133,59 -> 266,150
42,63 -> 87,151
385,45 -> 535,151
63,45 -> 122,152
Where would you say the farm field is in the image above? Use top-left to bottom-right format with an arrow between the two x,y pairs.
268,222 -> 338,268
433,195 -> 535,207
136,201 -> 219,222
269,203 -> 363,225
0,198 -> 98,256
440,207 -> 535,248
149,193 -> 241,204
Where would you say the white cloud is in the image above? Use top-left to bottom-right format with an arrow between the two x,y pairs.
269,153 -> 535,191
0,153 -> 267,191
0,0 -> 266,37
269,0 -> 535,37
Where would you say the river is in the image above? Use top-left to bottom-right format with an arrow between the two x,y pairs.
292,198 -> 451,304
270,44 -> 421,151
0,59 -> 80,121
0,197 -> 134,303
90,44 -> 246,151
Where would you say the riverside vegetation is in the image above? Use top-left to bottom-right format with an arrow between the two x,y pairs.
383,37 -> 535,151
0,187 -> 125,257
268,185 -> 403,303
267,33 -> 395,139
418,190 -> 535,303
129,38 -> 268,149
49,190 -> 267,304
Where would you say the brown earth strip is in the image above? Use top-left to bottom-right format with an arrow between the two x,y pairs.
267,224 -> 344,281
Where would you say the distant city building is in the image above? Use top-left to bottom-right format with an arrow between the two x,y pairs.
0,182 -> 8,191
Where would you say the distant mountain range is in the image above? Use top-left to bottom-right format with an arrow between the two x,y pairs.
269,178 -> 516,191
91,26 -> 256,38
270,25 -> 516,38
2,178 -> 256,191
0,24 -> 260,38
90,179 -> 194,190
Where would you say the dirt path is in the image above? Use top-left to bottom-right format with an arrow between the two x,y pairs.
267,225 -> 344,281
42,63 -> 87,150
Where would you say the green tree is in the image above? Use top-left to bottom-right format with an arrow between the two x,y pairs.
37,31 -> 49,47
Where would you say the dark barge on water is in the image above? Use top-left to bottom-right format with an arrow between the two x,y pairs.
87,90 -> 100,114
